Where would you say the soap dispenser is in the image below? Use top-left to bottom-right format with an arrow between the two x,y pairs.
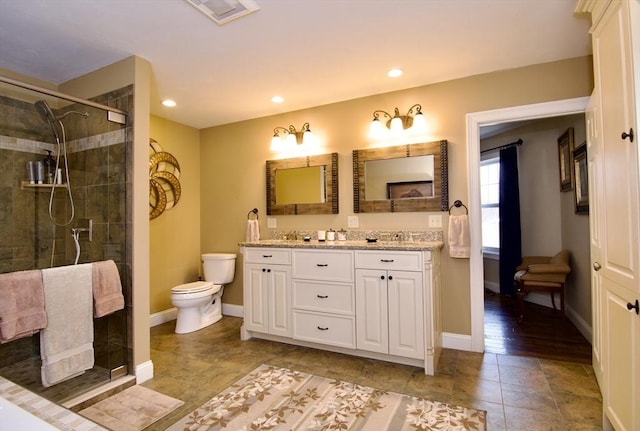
43,150 -> 55,184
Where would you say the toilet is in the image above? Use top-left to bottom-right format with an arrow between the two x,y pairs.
171,253 -> 237,334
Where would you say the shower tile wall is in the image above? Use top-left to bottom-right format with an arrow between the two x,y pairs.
0,85 -> 134,403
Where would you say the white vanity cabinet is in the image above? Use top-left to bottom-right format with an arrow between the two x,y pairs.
242,247 -> 292,337
291,249 -> 356,349
355,250 -> 424,360
240,242 -> 442,375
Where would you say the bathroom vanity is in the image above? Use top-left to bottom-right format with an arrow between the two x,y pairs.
239,239 -> 443,375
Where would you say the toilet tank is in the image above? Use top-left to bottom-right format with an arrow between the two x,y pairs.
201,253 -> 237,284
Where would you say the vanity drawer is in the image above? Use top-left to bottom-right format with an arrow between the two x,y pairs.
292,280 -> 355,315
292,249 -> 354,282
293,310 -> 355,349
354,250 -> 423,271
243,247 -> 291,265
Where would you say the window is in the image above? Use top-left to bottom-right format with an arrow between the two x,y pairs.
481,157 -> 500,255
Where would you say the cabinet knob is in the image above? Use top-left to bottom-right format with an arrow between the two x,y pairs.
388,275 -> 393,280
262,268 -> 266,272
380,275 -> 385,280
621,128 -> 634,142
627,300 -> 639,315
593,262 -> 601,271
267,269 -> 271,272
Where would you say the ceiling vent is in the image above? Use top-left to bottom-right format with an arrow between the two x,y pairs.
184,0 -> 260,25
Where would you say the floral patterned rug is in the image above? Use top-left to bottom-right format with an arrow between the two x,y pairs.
167,364 -> 486,430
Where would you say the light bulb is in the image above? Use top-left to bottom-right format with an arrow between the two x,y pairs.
390,116 -> 404,136
286,133 -> 297,148
369,119 -> 387,140
270,135 -> 283,151
411,112 -> 428,136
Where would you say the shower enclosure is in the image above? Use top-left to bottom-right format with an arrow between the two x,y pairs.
0,77 -> 133,404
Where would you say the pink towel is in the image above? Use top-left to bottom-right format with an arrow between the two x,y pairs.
92,261 -> 125,318
0,270 -> 47,343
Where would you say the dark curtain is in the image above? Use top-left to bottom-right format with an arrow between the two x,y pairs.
498,146 -> 522,296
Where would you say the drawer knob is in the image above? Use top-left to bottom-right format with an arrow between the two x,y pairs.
380,259 -> 394,263
317,326 -> 329,331
317,295 -> 328,299
316,263 -> 328,267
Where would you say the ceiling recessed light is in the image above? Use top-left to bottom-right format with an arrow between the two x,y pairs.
387,69 -> 403,78
271,95 -> 284,103
162,99 -> 177,107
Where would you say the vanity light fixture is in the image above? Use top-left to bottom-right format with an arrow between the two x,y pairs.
368,104 -> 428,140
270,122 -> 314,150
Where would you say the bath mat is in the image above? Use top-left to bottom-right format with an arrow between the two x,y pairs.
167,364 -> 486,430
79,385 -> 183,431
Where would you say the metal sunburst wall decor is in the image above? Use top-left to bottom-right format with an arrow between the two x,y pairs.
149,138 -> 181,220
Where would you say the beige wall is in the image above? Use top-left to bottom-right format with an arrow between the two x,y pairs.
149,115 -> 201,313
199,56 -> 593,336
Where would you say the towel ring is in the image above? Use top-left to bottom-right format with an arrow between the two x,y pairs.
247,208 -> 259,219
448,200 -> 468,215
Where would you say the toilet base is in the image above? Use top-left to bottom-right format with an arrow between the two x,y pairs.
174,291 -> 223,334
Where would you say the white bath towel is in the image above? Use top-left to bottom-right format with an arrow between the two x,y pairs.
449,214 -> 471,258
246,219 -> 260,242
40,264 -> 94,387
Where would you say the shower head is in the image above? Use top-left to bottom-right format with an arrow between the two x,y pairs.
34,100 -> 60,142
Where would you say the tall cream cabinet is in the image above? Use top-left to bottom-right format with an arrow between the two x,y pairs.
240,241 -> 442,375
576,1 -> 640,430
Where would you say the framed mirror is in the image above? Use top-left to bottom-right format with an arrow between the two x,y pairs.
353,140 -> 448,212
266,153 -> 338,215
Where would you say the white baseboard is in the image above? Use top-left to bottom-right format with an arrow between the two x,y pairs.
222,303 -> 243,318
150,307 -> 178,327
135,360 -> 154,384
150,303 -> 243,328
484,281 -> 499,293
566,304 -> 592,344
442,332 -> 473,351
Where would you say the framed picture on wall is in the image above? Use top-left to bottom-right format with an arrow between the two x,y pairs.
557,127 -> 575,192
573,143 -> 589,214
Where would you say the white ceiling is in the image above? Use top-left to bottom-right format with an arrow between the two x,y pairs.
0,0 -> 591,130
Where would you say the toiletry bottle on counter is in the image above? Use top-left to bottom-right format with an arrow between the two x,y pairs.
327,229 -> 336,241
317,230 -> 326,241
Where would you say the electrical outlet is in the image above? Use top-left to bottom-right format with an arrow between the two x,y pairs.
347,216 -> 359,228
267,217 -> 277,228
428,214 -> 442,228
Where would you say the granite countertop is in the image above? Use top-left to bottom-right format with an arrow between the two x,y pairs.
238,239 -> 444,251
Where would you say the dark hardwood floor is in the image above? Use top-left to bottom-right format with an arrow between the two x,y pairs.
484,289 -> 592,364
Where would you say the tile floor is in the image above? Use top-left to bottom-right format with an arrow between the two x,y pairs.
142,316 -> 603,430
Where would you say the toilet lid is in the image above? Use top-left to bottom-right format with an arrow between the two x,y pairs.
171,281 -> 215,294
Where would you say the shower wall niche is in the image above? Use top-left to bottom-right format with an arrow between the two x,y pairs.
0,79 -> 133,404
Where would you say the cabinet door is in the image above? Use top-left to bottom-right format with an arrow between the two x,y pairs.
244,263 -> 269,333
388,271 -> 424,360
268,265 -> 292,337
355,269 -> 388,354
591,1 -> 640,429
